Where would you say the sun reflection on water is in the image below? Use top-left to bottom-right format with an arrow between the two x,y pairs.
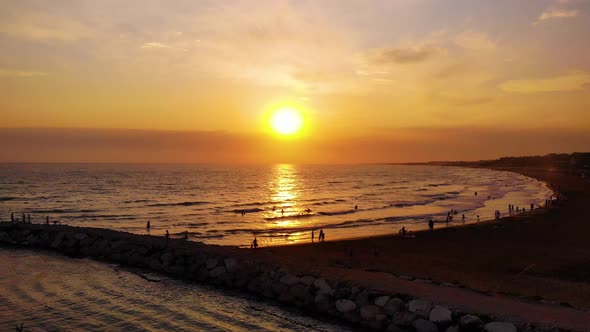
268,164 -> 301,228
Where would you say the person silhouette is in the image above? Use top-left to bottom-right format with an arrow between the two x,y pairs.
311,229 -> 315,242
11,213 -> 14,223
251,237 -> 258,249
165,230 -> 170,239
184,230 -> 188,240
147,220 -> 151,231
46,216 -> 50,225
355,205 -> 358,210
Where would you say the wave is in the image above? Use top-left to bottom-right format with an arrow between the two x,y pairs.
0,197 -> 16,201
123,199 -> 152,204
31,208 -> 101,214
317,209 -> 356,216
228,201 -> 274,207
232,208 -> 264,214
264,213 -> 315,221
147,201 -> 210,207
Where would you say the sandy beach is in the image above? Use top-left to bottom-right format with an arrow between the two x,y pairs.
249,161 -> 590,315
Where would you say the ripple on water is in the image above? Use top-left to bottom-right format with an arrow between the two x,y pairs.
0,249 -> 350,332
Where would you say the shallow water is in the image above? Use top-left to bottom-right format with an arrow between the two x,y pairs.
0,164 -> 552,247
0,248 -> 351,332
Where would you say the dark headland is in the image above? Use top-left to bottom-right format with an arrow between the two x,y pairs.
2,153 -> 590,332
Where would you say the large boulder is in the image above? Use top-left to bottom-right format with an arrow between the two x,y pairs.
335,299 -> 357,313
484,322 -> 517,332
384,298 -> 405,315
208,266 -> 226,278
409,299 -> 433,318
300,275 -> 315,286
413,319 -> 439,332
280,274 -> 300,286
459,315 -> 483,331
429,306 -> 452,324
314,293 -> 334,313
392,311 -> 418,327
374,295 -> 390,307
50,232 -> 65,248
224,258 -> 240,273
360,304 -> 381,321
313,278 -> 334,295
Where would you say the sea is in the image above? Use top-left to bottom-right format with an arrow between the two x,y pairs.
0,163 -> 552,247
0,248 -> 351,331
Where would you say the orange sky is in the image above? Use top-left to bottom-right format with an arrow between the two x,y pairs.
1,0 -> 589,163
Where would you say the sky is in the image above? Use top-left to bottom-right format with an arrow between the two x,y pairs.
1,0 -> 589,163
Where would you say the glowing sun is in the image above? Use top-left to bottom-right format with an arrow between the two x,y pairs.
269,107 -> 304,136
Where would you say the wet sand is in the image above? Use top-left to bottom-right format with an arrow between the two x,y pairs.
255,164 -> 590,312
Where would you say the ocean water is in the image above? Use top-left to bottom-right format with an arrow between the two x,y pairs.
0,164 -> 552,247
0,248 -> 351,331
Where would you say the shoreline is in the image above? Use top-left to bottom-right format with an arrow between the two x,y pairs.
1,156 -> 589,331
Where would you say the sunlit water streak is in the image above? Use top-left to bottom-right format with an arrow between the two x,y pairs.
0,248 -> 352,332
0,164 -> 552,247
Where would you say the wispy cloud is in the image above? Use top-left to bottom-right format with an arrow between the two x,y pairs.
364,44 -> 447,65
454,31 -> 496,51
0,69 -> 48,77
535,9 -> 578,24
141,42 -> 171,49
500,72 -> 590,93
0,13 -> 92,42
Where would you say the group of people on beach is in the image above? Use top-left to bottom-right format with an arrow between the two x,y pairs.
311,229 -> 326,242
9,212 -> 57,225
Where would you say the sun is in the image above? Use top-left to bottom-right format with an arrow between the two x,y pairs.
269,107 -> 304,136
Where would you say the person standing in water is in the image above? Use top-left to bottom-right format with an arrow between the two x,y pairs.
146,220 -> 151,231
311,229 -> 315,242
428,219 -> 434,231
46,216 -> 50,225
251,237 -> 258,249
11,213 -> 14,223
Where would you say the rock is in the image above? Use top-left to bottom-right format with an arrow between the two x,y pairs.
354,289 -> 371,307
374,295 -> 390,307
484,322 -> 517,332
160,252 -> 175,266
386,323 -> 407,332
413,319 -> 439,332
334,287 -> 351,299
341,311 -> 361,323
300,275 -> 315,286
289,284 -> 308,301
362,319 -> 386,331
205,257 -> 218,270
392,311 -> 418,327
459,315 -> 483,331
335,299 -> 357,313
280,274 -> 300,286
74,233 -> 88,241
208,266 -> 226,278
314,293 -> 333,313
224,258 -> 239,273
50,232 -> 65,248
360,304 -> 381,321
429,306 -> 452,324
409,299 -> 433,318
445,326 -> 459,332
313,278 -> 334,295
384,298 -> 405,315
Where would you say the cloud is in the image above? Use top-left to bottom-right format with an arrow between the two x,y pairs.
0,68 -> 48,77
364,44 -> 446,65
454,31 -> 496,51
0,13 -> 92,42
535,9 -> 578,24
141,42 -> 171,49
499,72 -> 590,93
